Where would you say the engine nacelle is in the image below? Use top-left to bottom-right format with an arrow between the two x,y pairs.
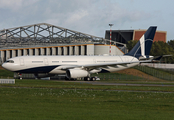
66,69 -> 89,79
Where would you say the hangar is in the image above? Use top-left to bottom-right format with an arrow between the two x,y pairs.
0,23 -> 125,64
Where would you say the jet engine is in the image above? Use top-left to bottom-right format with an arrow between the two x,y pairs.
66,69 -> 89,79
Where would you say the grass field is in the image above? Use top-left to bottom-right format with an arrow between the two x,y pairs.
1,80 -> 174,120
1,66 -> 174,119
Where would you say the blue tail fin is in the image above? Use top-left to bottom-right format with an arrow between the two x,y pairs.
125,26 -> 157,59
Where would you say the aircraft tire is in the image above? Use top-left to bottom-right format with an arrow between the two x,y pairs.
90,77 -> 96,81
84,77 -> 90,81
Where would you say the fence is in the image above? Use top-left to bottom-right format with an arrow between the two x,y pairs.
134,65 -> 174,81
91,73 -> 147,81
0,79 -> 15,84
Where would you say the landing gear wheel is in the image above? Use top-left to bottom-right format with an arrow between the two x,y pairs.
90,77 -> 96,81
84,77 -> 90,81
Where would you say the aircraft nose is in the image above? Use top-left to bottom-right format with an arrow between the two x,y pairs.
2,63 -> 13,71
2,61 -> 19,72
2,63 -> 7,69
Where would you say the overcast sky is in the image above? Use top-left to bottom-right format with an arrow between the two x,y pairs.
0,0 -> 173,41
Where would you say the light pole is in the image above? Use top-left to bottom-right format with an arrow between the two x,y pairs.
109,24 -> 114,55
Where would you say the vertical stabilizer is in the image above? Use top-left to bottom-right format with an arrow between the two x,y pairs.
125,26 -> 157,59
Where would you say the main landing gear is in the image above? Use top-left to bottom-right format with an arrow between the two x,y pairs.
84,77 -> 96,81
18,73 -> 22,80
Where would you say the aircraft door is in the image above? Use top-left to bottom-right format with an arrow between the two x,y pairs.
44,58 -> 48,65
20,58 -> 24,66
93,59 -> 96,63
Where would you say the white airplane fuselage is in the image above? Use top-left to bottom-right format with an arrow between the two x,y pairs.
2,55 -> 139,74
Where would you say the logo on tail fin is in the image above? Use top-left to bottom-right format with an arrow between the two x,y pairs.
126,26 -> 157,59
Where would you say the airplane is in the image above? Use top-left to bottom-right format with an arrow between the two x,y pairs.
2,26 -> 157,81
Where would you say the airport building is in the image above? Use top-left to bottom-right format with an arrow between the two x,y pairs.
0,43 -> 124,64
105,29 -> 167,45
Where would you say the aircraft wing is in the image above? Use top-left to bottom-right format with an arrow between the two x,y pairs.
61,60 -> 152,70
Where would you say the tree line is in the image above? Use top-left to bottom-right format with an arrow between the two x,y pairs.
126,40 -> 174,63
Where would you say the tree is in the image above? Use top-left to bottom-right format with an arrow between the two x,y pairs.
150,41 -> 174,63
126,40 -> 138,51
168,40 -> 174,50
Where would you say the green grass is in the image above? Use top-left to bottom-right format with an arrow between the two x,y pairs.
0,69 -> 14,78
1,84 -> 174,120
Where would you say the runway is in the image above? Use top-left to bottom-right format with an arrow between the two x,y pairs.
63,81 -> 174,87
1,80 -> 174,93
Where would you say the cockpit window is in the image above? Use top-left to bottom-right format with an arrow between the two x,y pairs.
6,60 -> 14,63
